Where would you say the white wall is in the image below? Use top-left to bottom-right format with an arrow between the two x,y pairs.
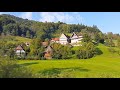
71,38 -> 80,43
16,50 -> 25,55
59,38 -> 68,45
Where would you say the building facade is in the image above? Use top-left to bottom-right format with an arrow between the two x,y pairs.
59,33 -> 70,45
15,45 -> 25,57
70,32 -> 83,44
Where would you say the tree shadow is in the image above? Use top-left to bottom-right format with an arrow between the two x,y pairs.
38,67 -> 90,77
96,48 -> 103,55
20,62 -> 39,66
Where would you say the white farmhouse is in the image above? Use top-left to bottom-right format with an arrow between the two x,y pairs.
70,32 -> 83,44
15,45 -> 25,56
52,32 -> 83,46
59,33 -> 70,45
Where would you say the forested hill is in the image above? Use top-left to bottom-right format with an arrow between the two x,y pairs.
0,14 -> 101,40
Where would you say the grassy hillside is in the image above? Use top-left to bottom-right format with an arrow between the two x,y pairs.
18,44 -> 120,78
1,36 -> 32,44
14,36 -> 32,43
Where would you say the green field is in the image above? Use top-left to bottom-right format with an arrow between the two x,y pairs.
14,36 -> 32,42
6,36 -> 32,44
18,44 -> 120,78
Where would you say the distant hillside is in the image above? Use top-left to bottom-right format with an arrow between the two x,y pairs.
0,14 -> 102,41
0,14 -> 35,23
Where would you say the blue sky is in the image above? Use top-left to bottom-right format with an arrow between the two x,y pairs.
0,12 -> 120,34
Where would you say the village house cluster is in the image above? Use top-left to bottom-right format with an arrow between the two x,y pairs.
15,32 -> 83,59
51,32 -> 83,46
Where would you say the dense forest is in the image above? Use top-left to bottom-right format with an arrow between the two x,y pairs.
0,14 -> 101,40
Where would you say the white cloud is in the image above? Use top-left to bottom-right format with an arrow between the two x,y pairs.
39,12 -> 84,24
0,12 -> 3,15
20,12 -> 33,20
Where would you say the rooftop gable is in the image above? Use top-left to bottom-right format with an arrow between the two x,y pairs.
59,33 -> 68,39
71,32 -> 79,39
45,46 -> 53,53
16,45 -> 24,50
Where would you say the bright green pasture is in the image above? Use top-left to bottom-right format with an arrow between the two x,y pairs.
18,44 -> 120,78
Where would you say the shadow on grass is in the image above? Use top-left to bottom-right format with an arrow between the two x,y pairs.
38,67 -> 90,77
96,48 -> 103,55
20,62 -> 39,66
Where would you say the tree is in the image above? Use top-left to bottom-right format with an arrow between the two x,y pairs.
107,32 -> 113,39
117,38 -> 120,48
108,47 -> 116,53
3,24 -> 18,36
61,46 -> 72,59
38,47 -> 45,60
0,14 -> 102,40
76,42 -> 97,59
51,43 -> 72,59
51,43 -> 63,59
0,58 -> 35,78
36,30 -> 46,40
93,32 -> 104,43
104,39 -> 115,47
45,38 -> 49,42
86,42 -> 96,58
82,33 -> 92,43
6,48 -> 16,60
26,30 -> 31,38
29,38 -> 45,60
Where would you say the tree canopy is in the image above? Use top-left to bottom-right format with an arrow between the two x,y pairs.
0,14 -> 102,41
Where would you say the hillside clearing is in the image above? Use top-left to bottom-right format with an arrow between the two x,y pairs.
0,36 -> 32,44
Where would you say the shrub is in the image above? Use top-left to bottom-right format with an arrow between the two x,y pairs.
117,50 -> 120,55
0,58 -> 35,78
108,47 -> 116,53
76,42 -> 99,59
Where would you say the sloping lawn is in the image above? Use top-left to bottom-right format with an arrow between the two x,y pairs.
6,36 -> 32,44
18,44 -> 120,78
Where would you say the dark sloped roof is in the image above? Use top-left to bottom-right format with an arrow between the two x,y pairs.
45,46 -> 53,52
51,38 -> 59,41
71,32 -> 79,38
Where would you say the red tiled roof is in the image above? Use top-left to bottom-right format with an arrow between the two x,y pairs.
16,45 -> 23,50
51,38 -> 59,41
44,53 -> 51,57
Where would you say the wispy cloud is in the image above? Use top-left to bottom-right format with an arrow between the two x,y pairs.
0,12 -> 8,15
0,12 -> 14,15
0,12 -> 3,15
39,12 -> 84,24
0,12 -> 84,24
20,12 -> 33,20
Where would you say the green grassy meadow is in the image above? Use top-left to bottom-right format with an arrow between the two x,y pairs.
6,36 -> 32,44
17,44 -> 120,78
